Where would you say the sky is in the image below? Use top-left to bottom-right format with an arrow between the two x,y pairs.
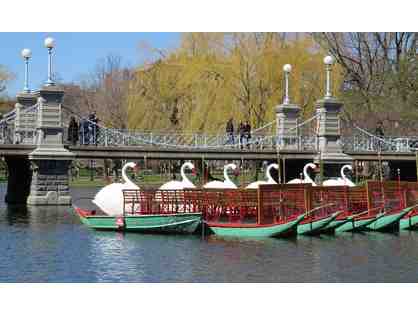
0,32 -> 181,97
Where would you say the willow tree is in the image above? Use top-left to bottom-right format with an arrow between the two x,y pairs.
127,33 -> 343,134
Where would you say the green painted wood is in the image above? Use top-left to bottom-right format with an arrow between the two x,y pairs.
320,218 -> 351,234
335,215 -> 379,233
209,214 -> 305,238
77,212 -> 202,234
399,214 -> 418,230
367,205 -> 416,231
297,211 -> 340,236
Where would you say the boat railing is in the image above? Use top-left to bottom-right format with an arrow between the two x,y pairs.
366,181 -> 409,214
121,181 -> 418,224
123,189 -> 203,215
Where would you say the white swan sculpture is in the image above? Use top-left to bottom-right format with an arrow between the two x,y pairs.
92,162 -> 139,216
246,163 -> 278,189
287,162 -> 317,186
323,164 -> 355,187
203,163 -> 238,189
158,162 -> 196,190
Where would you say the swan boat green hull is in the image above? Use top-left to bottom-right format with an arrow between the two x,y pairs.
335,214 -> 380,232
297,212 -> 340,236
367,205 -> 416,232
318,217 -> 350,234
208,214 -> 305,238
75,208 -> 202,234
399,211 -> 418,230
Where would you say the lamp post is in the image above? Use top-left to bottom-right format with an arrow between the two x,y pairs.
323,55 -> 334,99
21,48 -> 32,93
44,37 -> 55,86
283,64 -> 292,104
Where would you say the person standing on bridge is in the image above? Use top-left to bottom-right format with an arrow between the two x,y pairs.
79,118 -> 89,145
375,120 -> 385,151
88,111 -> 99,145
244,120 -> 251,149
238,121 -> 245,149
68,116 -> 79,146
225,118 -> 235,145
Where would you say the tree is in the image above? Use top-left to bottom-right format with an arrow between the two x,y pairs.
126,33 -> 342,134
0,64 -> 14,95
62,54 -> 132,128
313,32 -> 418,134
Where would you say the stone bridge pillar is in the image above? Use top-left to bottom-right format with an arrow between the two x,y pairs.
27,85 -> 74,205
14,92 -> 37,144
276,64 -> 301,151
314,56 -> 352,179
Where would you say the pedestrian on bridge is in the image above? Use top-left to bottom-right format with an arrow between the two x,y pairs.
79,118 -> 89,145
88,111 -> 99,145
68,116 -> 79,146
225,118 -> 235,145
238,121 -> 245,149
375,120 -> 385,151
244,120 -> 251,149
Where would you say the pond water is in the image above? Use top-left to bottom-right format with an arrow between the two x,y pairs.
1,185 -> 418,282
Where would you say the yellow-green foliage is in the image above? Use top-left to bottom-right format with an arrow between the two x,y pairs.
127,33 -> 343,133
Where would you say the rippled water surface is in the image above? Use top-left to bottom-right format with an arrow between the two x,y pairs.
1,184 -> 418,282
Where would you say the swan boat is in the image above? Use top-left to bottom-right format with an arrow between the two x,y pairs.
75,162 -> 202,234
205,183 -> 342,238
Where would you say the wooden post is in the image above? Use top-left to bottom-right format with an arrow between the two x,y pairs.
355,160 -> 359,185
416,150 -> 418,182
283,157 -> 286,184
319,152 -> 324,185
90,159 -> 94,181
201,156 -> 205,186
366,181 -> 372,214
277,147 -> 282,184
378,149 -> 383,182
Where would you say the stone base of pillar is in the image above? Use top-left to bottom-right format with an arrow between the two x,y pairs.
26,159 -> 72,205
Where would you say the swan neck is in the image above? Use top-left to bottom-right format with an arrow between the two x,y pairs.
341,165 -> 354,185
224,165 -> 233,183
181,163 -> 192,185
122,164 -> 134,185
303,164 -> 314,184
266,164 -> 275,183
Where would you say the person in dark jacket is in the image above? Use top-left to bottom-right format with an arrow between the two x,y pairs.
238,121 -> 245,149
88,111 -> 99,145
79,118 -> 90,145
375,121 -> 384,138
244,120 -> 251,148
374,120 -> 385,151
225,118 -> 234,144
67,116 -> 79,146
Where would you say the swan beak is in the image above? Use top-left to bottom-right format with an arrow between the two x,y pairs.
234,170 -> 240,176
192,168 -> 197,176
133,164 -> 140,172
